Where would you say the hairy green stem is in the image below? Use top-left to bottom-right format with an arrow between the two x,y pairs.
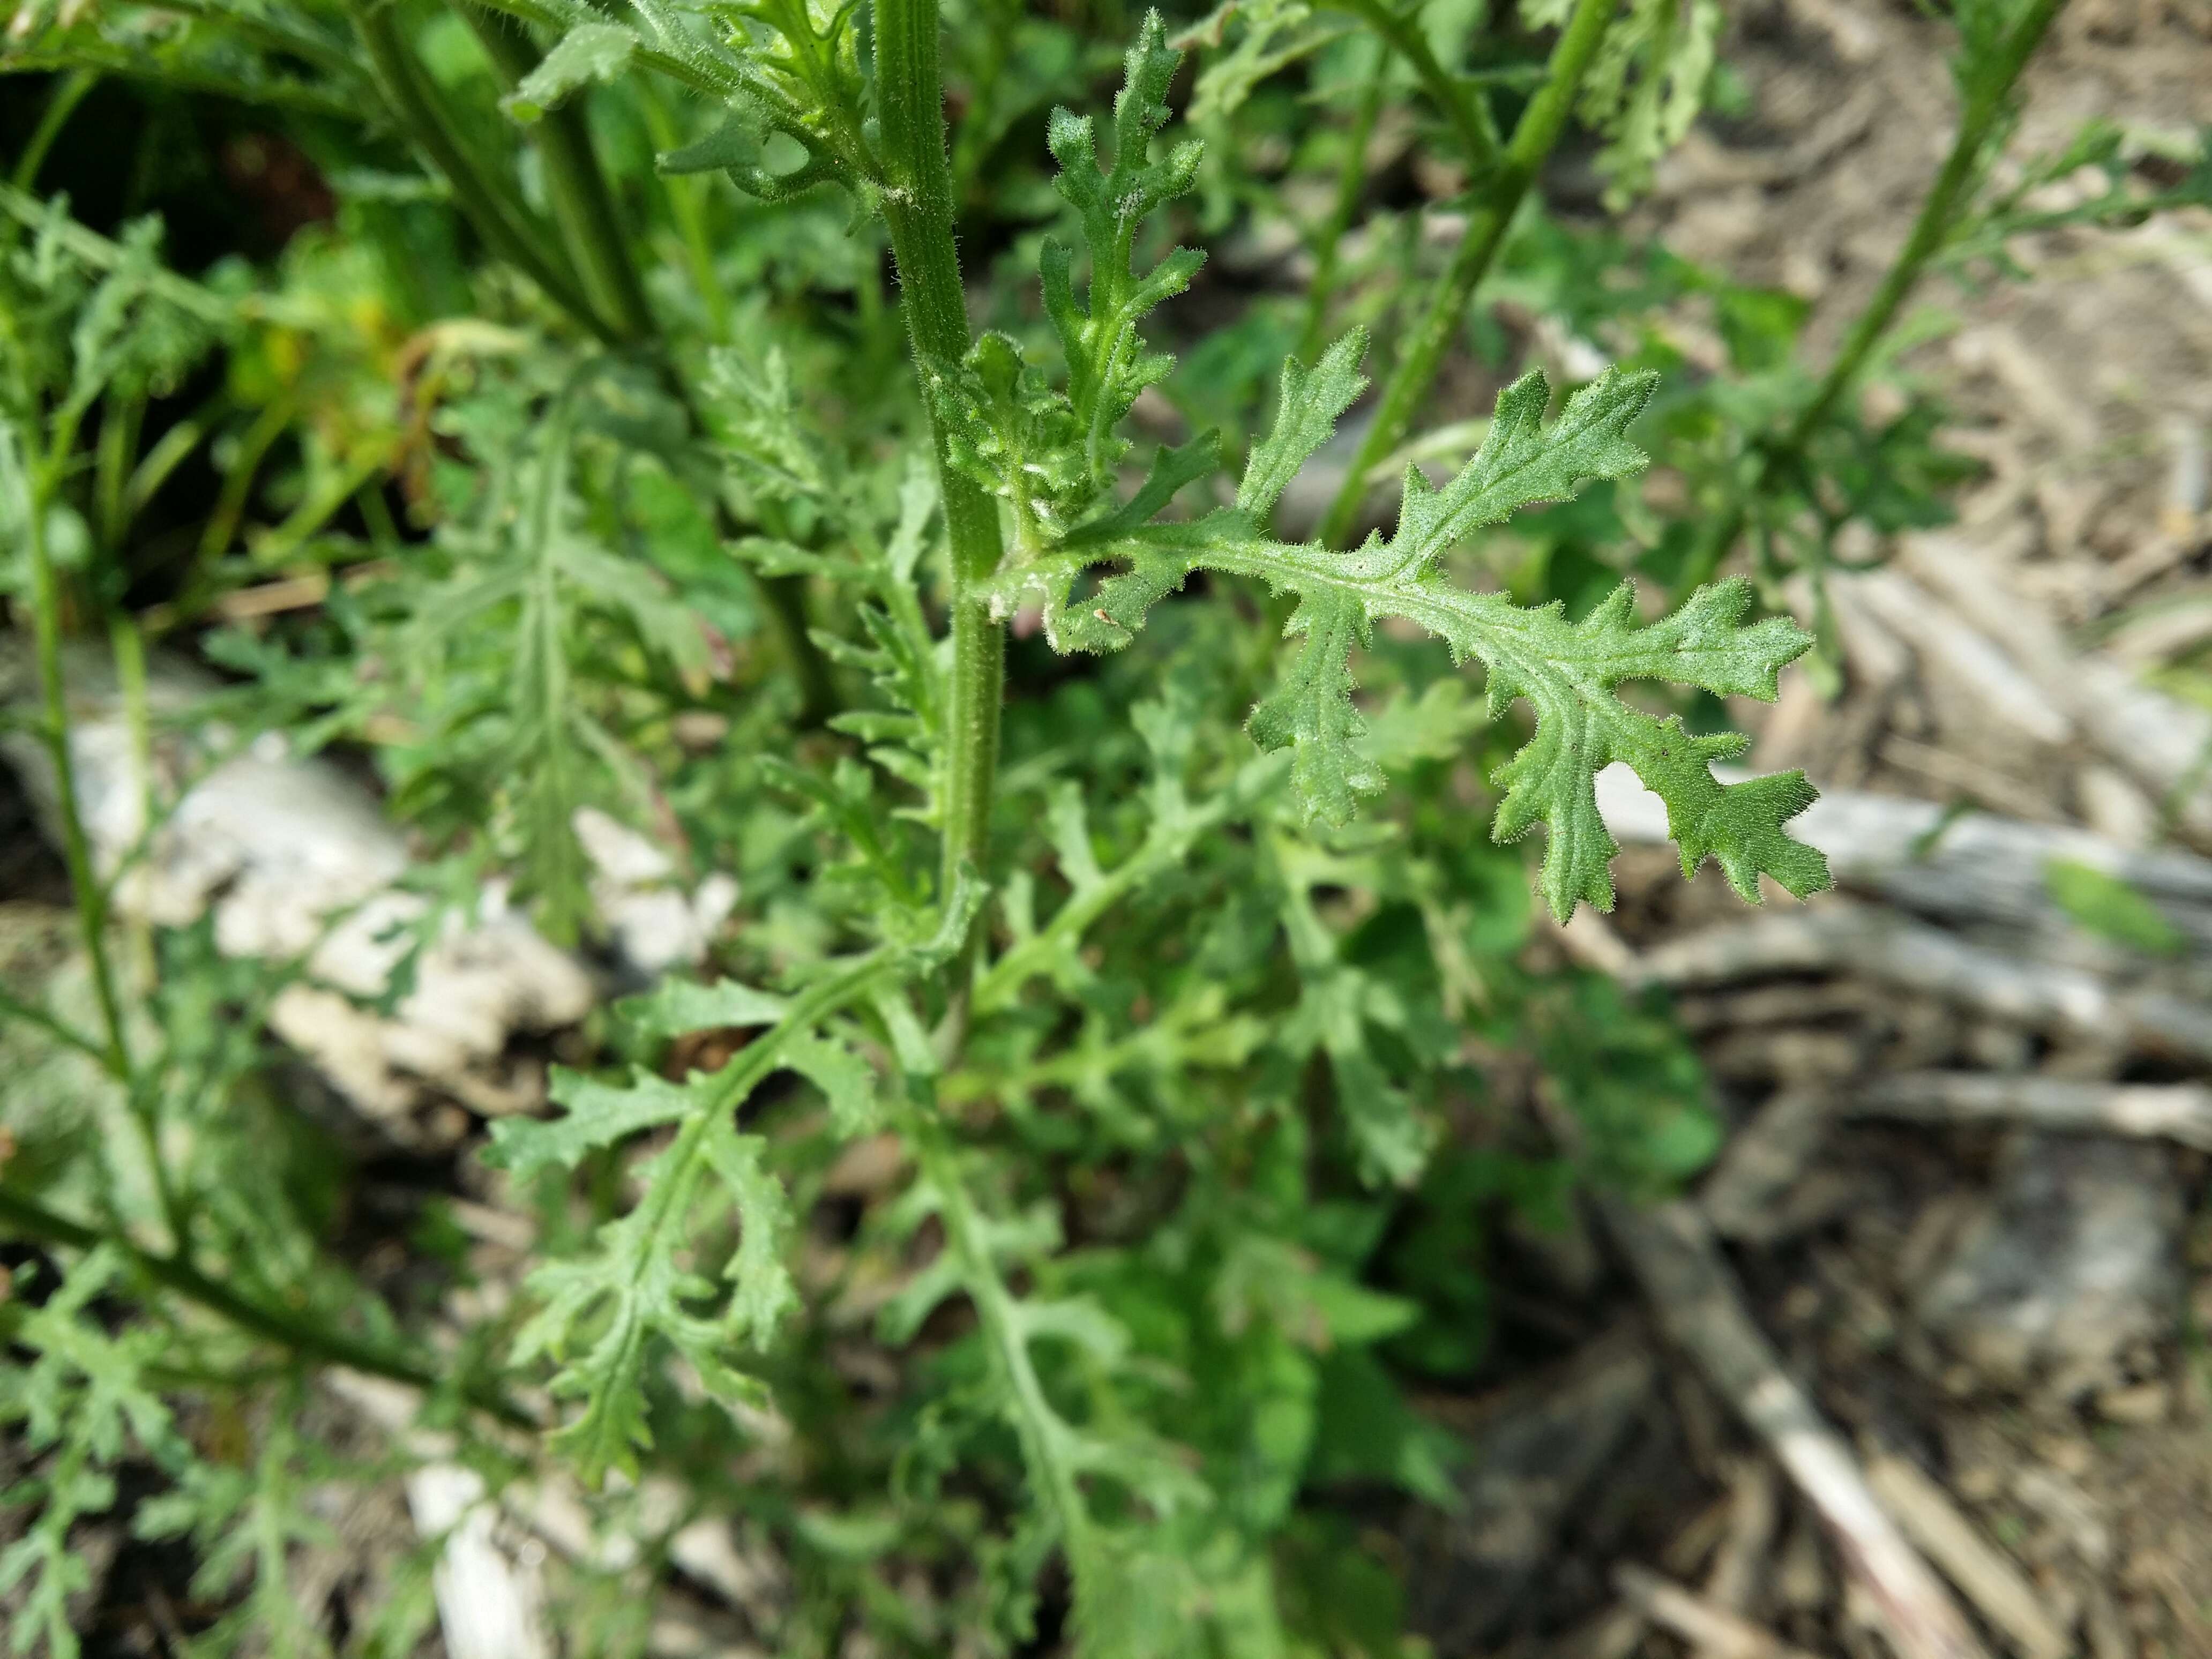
357,4 -> 835,720
1318,0 -> 1611,548
467,8 -> 832,720
24,445 -> 190,1247
109,613 -> 160,991
93,394 -> 143,556
640,83 -> 733,340
1676,0 -> 2066,591
198,393 -> 294,563
1788,0 -> 2065,450
875,0 -> 1008,960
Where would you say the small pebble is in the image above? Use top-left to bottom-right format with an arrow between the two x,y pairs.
2094,1380 -> 2171,1425
2032,1434 -> 2094,1476
672,709 -> 730,753
1953,1462 -> 2006,1503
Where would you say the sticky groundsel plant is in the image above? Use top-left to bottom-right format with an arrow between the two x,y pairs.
423,6 -> 1822,1636
0,0 -> 2139,1649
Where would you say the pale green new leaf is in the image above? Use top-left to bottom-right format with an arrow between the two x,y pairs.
509,1103 -> 789,1481
696,1118 -> 801,1343
487,1066 -> 697,1178
1246,587 -> 1382,828
1042,11 -> 1206,498
1178,0 -> 1335,125
1236,328 -> 1368,524
617,976 -> 793,1042
553,536 -> 711,678
501,23 -> 639,123
933,11 -> 1210,546
0,1251 -> 190,1659
495,884 -> 985,1482
784,1033 -> 881,1135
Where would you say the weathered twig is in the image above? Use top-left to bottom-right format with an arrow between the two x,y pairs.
1604,1200 -> 1990,1659
1704,1458 -> 1782,1618
1698,1090 -> 1835,1245
1636,905 -> 2212,1064
1595,766 -> 2212,948
1864,1453 -> 2069,1659
1613,1564 -> 1823,1659
1898,535 -> 2212,839
1856,1072 -> 2212,1152
1845,570 -> 2073,747
1405,1332 -> 1657,1649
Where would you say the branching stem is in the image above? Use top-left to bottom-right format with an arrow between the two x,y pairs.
1317,0 -> 1612,547
1321,0 -> 1498,171
464,4 -> 655,343
1676,0 -> 2067,590
355,3 -> 836,719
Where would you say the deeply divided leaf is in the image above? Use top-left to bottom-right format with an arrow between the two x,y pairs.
987,345 -> 1832,916
931,11 -> 1209,547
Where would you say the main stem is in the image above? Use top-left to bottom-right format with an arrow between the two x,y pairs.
876,0 -> 1007,998
1317,0 -> 1612,548
1676,0 -> 2066,590
1327,0 -> 1498,173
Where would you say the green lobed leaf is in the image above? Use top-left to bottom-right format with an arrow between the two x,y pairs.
1041,13 -> 1206,491
935,11 -> 1210,547
511,1105 -> 789,1482
617,976 -> 794,1042
1387,365 -> 1652,577
988,345 -> 1832,915
485,1066 -> 696,1179
500,23 -> 638,124
1540,0 -> 1722,205
1246,589 -> 1384,828
1237,328 -> 1369,524
785,1033 -> 883,1135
